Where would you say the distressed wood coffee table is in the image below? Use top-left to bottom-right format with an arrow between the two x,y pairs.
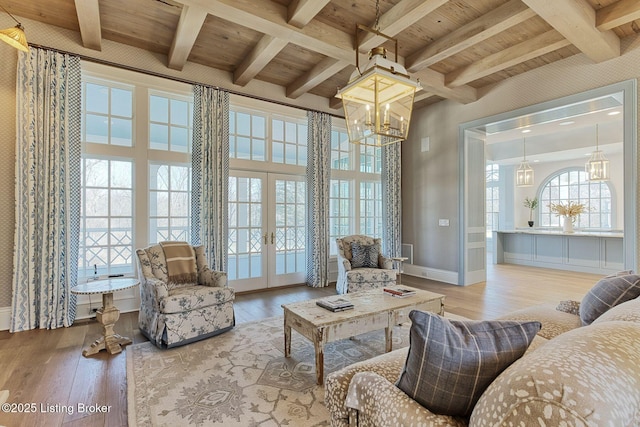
281,286 -> 445,385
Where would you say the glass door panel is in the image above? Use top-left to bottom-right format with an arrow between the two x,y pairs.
228,172 -> 267,292
270,175 -> 306,286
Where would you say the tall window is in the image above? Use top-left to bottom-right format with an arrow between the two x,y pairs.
272,117 -> 307,166
329,130 -> 383,255
539,168 -> 613,228
486,164 -> 500,237
229,110 -> 266,161
80,67 -> 193,280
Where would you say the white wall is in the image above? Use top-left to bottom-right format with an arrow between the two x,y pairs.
403,35 -> 640,276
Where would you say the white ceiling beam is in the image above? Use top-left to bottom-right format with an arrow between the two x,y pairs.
288,0 -> 331,28
521,0 -> 620,62
286,58 -> 349,99
596,0 -> 640,31
234,36 -> 288,87
407,0 -> 536,72
445,30 -> 571,87
359,0 -> 448,52
74,0 -> 102,51
179,0 -> 477,104
167,4 -> 208,71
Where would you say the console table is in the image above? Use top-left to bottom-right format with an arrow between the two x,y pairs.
71,278 -> 139,357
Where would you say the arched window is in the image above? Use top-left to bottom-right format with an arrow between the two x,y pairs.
538,168 -> 613,229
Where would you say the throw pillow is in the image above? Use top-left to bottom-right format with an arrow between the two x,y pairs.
556,300 -> 580,316
350,243 -> 379,268
395,310 -> 541,417
579,273 -> 640,325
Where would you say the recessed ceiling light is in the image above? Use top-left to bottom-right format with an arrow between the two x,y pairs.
521,129 -> 531,133
533,159 -> 540,163
608,111 -> 621,116
559,121 -> 574,126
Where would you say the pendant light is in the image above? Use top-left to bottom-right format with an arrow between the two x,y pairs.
335,0 -> 421,147
0,3 -> 28,52
516,138 -> 534,187
585,124 -> 609,181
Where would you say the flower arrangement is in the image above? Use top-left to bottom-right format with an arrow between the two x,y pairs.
548,201 -> 589,219
523,197 -> 538,221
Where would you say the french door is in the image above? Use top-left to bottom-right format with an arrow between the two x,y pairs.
228,171 -> 307,292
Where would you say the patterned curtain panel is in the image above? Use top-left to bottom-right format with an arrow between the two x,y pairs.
191,85 -> 230,271
306,111 -> 331,288
11,49 -> 81,332
382,142 -> 402,257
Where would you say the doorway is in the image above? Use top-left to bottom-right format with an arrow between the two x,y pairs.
228,171 -> 307,292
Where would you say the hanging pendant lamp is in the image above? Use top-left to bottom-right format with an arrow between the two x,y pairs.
0,4 -> 28,52
335,0 -> 421,147
585,124 -> 609,181
516,138 -> 534,187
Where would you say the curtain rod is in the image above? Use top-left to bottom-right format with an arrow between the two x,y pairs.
28,43 -> 345,119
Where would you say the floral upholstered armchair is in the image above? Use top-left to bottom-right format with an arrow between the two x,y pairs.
136,244 -> 235,348
335,235 -> 397,294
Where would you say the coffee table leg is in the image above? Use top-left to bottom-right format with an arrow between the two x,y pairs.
314,332 -> 324,385
385,326 -> 393,352
284,320 -> 291,357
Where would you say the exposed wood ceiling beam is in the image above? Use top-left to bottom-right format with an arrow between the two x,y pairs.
445,30 -> 571,87
180,0 -> 478,104
286,58 -> 349,99
168,4 -> 208,71
407,0 -> 536,72
234,36 -> 288,86
521,0 -> 620,63
359,0 -> 448,52
413,91 -> 435,103
288,0 -> 331,28
417,66 -> 478,101
596,0 -> 640,31
73,0 -> 102,51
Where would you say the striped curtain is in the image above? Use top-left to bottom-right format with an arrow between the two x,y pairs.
306,111 -> 331,287
382,141 -> 402,257
191,85 -> 230,271
11,48 -> 82,332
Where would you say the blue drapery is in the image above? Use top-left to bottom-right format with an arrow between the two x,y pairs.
191,85 -> 230,271
12,48 -> 81,332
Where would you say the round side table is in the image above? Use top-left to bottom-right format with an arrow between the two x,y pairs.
71,278 -> 139,357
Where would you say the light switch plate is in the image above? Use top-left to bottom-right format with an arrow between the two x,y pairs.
438,219 -> 449,226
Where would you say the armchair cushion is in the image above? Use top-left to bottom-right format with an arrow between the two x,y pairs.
396,310 -> 540,417
350,242 -> 379,268
160,286 -> 235,314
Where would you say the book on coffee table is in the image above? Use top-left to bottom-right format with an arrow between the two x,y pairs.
316,297 -> 354,312
383,287 -> 416,298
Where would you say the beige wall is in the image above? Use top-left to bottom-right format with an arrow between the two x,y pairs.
403,35 -> 640,274
0,48 -> 17,307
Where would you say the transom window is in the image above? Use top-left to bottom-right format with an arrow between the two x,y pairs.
83,80 -> 133,147
539,168 -> 613,228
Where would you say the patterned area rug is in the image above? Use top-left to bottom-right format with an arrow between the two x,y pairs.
127,316 -> 412,426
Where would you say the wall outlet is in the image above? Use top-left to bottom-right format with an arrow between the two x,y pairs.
438,219 -> 450,226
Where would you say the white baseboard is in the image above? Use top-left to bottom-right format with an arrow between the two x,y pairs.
403,264 -> 459,285
0,294 -> 139,331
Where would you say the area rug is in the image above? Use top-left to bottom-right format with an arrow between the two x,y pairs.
127,316 -> 412,426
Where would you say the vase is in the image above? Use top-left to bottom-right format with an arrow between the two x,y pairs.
562,216 -> 574,233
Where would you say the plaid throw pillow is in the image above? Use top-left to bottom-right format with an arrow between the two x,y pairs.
579,272 -> 640,325
350,243 -> 379,268
396,310 -> 541,417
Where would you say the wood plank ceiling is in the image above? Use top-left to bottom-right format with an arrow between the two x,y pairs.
3,0 -> 640,110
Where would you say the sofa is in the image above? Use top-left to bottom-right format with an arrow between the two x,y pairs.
325,273 -> 640,426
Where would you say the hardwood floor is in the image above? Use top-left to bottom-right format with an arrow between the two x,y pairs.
0,263 -> 601,426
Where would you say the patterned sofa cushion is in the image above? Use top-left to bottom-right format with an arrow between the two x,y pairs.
395,310 -> 540,417
470,321 -> 640,426
580,273 -> 640,325
496,303 -> 583,340
592,296 -> 640,325
350,242 -> 379,268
